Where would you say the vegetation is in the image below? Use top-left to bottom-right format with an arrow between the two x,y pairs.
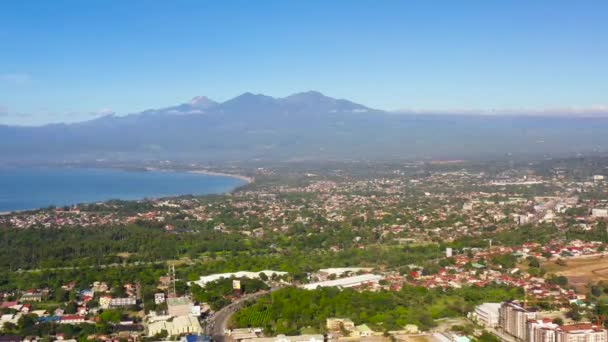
190,277 -> 269,310
233,284 -> 523,335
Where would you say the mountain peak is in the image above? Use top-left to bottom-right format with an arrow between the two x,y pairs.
232,92 -> 275,100
280,91 -> 371,113
222,92 -> 277,106
297,90 -> 325,97
189,96 -> 218,109
282,90 -> 328,102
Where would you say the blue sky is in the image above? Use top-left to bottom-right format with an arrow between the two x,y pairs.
1,0 -> 607,125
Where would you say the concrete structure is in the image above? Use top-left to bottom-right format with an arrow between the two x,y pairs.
499,301 -> 538,341
556,324 -> 607,342
99,296 -> 112,309
167,296 -> 193,317
110,297 -> 136,308
526,321 -> 608,342
592,209 -> 608,218
327,318 -> 355,332
454,336 -> 471,342
59,315 -> 86,324
229,328 -> 261,341
20,293 -> 42,302
470,303 -> 501,328
302,274 -> 383,290
403,325 -> 419,334
241,335 -> 324,342
355,324 -> 374,337
446,248 -> 453,258
515,214 -> 532,225
188,270 -> 287,288
315,268 -> 373,281
147,315 -> 202,337
154,293 -> 166,304
527,319 -> 559,342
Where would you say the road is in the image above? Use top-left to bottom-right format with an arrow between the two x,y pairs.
205,289 -> 274,342
485,326 -> 519,342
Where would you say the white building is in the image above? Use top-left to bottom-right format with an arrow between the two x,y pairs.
242,335 -> 324,342
99,296 -> 112,309
315,268 -> 373,281
470,303 -> 501,327
301,274 -> 383,290
556,324 -> 607,342
592,209 -> 608,218
499,301 -> 538,341
188,270 -> 288,287
515,214 -> 532,225
59,315 -> 86,324
446,248 -> 453,258
167,297 -> 193,317
527,319 -> 559,342
110,297 -> 136,308
147,315 -> 202,337
154,293 -> 166,304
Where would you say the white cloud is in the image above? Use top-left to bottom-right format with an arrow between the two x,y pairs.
0,73 -> 32,85
393,105 -> 608,117
0,105 -> 7,116
89,108 -> 116,117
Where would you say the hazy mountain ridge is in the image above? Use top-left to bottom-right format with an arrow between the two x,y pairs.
2,91 -> 608,162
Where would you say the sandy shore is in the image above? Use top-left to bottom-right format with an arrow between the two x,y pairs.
189,170 -> 254,184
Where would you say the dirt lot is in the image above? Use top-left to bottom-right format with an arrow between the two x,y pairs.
542,255 -> 608,292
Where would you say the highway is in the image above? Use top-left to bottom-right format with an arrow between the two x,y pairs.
205,290 -> 273,342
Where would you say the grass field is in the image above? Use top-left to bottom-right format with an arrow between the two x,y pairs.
542,256 -> 608,292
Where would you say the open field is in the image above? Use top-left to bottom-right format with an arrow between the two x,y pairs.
542,256 -> 608,292
397,335 -> 435,342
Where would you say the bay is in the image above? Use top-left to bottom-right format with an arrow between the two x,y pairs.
0,167 -> 247,213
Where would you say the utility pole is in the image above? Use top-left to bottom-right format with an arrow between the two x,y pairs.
172,264 -> 177,296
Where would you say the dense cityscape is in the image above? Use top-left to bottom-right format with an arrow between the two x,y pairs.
1,157 -> 608,342
2,0 -> 608,341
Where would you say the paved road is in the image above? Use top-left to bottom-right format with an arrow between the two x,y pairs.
485,326 -> 519,342
206,290 -> 274,342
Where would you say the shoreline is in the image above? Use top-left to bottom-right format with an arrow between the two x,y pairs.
0,167 -> 254,215
188,170 -> 254,184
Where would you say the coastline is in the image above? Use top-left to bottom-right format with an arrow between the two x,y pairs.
0,167 -> 253,215
188,170 -> 254,184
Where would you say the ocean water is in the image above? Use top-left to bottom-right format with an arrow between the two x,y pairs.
0,167 -> 247,212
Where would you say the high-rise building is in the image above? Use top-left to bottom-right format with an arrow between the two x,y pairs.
499,301 -> 538,341
470,303 -> 501,328
527,319 -> 559,342
556,324 -> 607,342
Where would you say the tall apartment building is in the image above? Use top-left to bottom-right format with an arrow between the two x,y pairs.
471,303 -> 501,328
556,324 -> 607,342
526,319 -> 607,342
499,301 -> 538,340
527,319 -> 559,342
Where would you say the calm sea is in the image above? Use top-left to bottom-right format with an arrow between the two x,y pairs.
0,167 -> 247,213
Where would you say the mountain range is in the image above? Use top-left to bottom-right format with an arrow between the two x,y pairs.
2,91 -> 608,162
